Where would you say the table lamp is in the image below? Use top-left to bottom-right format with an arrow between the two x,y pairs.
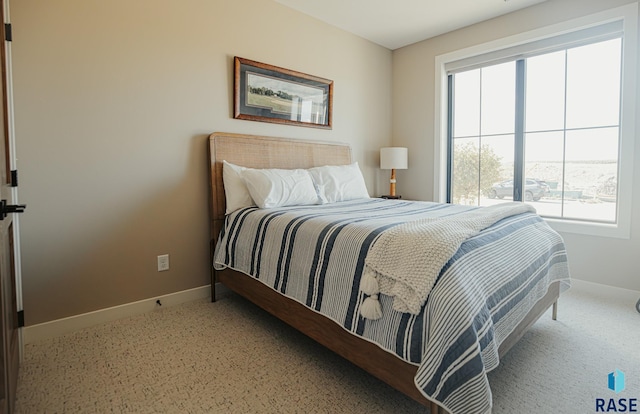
380,147 -> 408,198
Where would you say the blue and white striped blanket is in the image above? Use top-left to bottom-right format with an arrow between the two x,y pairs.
214,199 -> 570,414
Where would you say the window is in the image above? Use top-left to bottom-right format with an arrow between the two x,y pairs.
449,38 -> 621,224
434,4 -> 637,238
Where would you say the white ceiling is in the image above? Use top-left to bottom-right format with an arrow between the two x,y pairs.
274,0 -> 547,50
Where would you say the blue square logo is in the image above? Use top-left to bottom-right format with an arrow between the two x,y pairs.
608,369 -> 626,394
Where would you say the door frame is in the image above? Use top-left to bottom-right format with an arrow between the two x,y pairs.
2,0 -> 23,360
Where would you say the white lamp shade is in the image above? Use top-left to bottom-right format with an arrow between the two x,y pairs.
380,147 -> 408,170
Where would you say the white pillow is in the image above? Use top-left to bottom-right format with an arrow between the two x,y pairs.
308,162 -> 370,203
241,167 -> 320,209
222,160 -> 255,214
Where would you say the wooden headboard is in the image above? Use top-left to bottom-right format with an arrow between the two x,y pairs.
207,132 -> 353,240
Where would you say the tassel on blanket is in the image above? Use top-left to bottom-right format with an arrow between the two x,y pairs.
359,270 -> 379,295
360,269 -> 382,319
361,294 -> 382,320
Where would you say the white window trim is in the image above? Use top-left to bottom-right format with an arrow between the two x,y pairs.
433,3 -> 638,239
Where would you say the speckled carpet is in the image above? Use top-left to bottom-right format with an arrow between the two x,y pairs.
16,285 -> 640,413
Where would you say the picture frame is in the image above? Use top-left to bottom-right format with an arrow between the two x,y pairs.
233,57 -> 333,129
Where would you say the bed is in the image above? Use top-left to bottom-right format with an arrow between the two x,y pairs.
207,132 -> 570,414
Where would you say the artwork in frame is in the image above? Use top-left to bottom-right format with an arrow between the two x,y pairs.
234,57 -> 333,129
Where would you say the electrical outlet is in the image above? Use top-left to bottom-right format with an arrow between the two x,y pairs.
157,254 -> 169,272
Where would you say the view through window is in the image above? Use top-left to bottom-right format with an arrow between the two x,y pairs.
449,37 -> 622,223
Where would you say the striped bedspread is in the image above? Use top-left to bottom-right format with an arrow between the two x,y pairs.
213,199 -> 570,414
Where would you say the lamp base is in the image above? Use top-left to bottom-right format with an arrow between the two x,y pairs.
380,195 -> 402,199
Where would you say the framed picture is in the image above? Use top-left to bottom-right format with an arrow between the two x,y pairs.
234,57 -> 333,129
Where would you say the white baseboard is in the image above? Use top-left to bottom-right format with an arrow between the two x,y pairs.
569,278 -> 640,308
23,285 -> 212,344
23,280 -> 636,344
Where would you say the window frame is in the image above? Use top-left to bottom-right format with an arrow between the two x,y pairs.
433,4 -> 638,238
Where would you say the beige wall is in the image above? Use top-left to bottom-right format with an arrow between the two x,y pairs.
393,0 -> 640,291
11,0 -> 392,325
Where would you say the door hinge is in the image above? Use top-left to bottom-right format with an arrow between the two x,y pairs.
17,310 -> 24,328
10,170 -> 17,187
4,23 -> 11,42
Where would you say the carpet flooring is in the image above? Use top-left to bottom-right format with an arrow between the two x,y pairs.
15,286 -> 640,413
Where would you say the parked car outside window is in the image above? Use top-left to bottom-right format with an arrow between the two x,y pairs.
489,179 -> 550,201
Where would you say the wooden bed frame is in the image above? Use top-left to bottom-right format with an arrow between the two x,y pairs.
207,132 -> 560,414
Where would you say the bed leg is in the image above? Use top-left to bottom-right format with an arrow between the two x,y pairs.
210,239 -> 217,303
429,401 -> 444,414
211,269 -> 217,303
552,300 -> 558,321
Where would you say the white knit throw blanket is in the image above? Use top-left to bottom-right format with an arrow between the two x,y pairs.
359,202 -> 536,320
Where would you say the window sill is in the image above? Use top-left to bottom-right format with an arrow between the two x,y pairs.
544,217 -> 630,239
